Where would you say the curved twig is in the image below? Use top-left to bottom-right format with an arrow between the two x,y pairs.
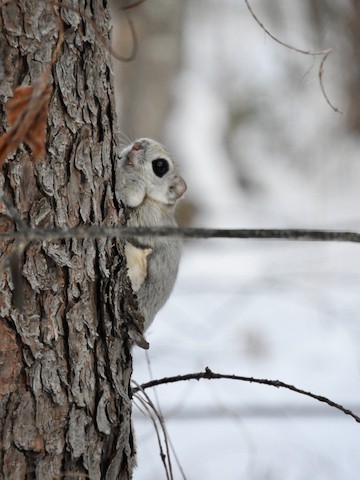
319,50 -> 344,114
244,0 -> 344,114
133,380 -> 175,479
132,367 -> 360,424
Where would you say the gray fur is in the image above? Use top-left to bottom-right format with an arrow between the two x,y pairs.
119,138 -> 187,331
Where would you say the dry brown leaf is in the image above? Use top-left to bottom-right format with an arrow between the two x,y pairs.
0,73 -> 52,165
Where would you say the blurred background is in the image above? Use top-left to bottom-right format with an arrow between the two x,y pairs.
111,1 -> 360,479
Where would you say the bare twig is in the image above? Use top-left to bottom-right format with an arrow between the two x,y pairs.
0,225 -> 360,243
133,380 -> 175,479
244,0 -> 344,114
134,395 -> 171,479
145,352 -> 187,480
319,50 -> 344,114
132,368 -> 360,424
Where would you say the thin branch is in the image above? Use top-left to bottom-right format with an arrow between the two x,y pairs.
132,368 -> 360,424
319,50 -> 344,114
1,225 -> 360,243
244,0 -> 326,55
144,352 -> 187,480
134,396 -> 171,479
133,381 -> 175,480
244,0 -> 344,114
111,15 -> 138,63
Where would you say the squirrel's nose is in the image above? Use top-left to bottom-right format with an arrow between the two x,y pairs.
127,140 -> 144,164
173,177 -> 187,199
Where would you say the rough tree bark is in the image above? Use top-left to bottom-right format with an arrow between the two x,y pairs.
0,1 -> 140,478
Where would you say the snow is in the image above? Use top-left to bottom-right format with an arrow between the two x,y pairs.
131,1 -> 360,479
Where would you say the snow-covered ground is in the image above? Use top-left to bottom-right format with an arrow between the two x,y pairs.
131,1 -> 360,479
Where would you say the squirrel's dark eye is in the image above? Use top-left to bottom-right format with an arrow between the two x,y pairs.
152,158 -> 169,178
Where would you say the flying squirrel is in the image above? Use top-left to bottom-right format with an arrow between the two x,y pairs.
119,138 -> 187,333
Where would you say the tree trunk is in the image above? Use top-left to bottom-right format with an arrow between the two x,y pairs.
0,1 -> 138,478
